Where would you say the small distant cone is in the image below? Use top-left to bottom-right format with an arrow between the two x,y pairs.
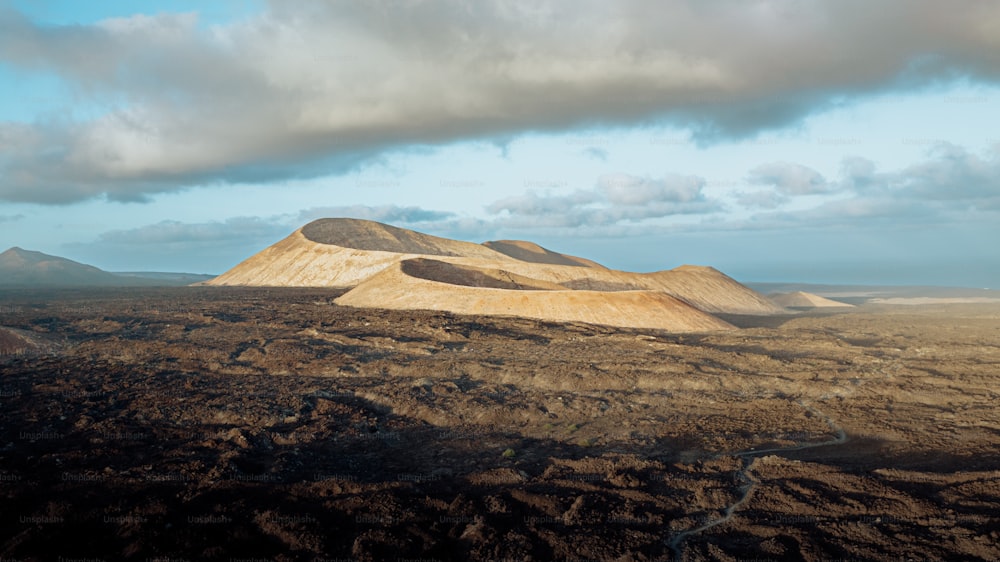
769,291 -> 855,309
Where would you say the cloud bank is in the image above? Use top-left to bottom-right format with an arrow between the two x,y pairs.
488,173 -> 720,228
3,0 -> 1000,203
487,143 -> 1000,232
743,143 -> 1000,229
74,142 -> 1000,263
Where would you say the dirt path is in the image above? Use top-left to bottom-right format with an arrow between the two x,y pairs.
666,400 -> 848,560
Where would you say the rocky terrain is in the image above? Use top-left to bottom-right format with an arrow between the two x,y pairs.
1,287 -> 998,561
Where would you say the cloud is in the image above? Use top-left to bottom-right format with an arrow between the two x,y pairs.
90,205 -> 461,249
828,143 -> 1000,207
487,172 -> 721,229
93,217 -> 289,247
296,205 -> 455,225
734,190 -> 787,210
890,143 -> 1000,202
0,213 -> 25,223
599,173 -> 706,204
65,205 -> 479,271
738,144 -> 1000,230
80,204 -> 465,250
745,197 -> 942,232
62,216 -> 292,272
581,147 -> 609,161
487,190 -> 600,221
747,162 -> 831,195
839,157 -> 881,191
3,1 -> 1000,203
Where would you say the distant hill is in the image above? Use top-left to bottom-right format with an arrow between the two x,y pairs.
748,282 -> 997,305
0,247 -> 125,287
207,218 -> 786,331
0,247 -> 210,287
111,271 -> 216,284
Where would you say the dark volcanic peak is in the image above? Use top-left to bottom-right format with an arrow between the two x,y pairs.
482,240 -> 606,269
301,218 -> 467,256
1,246 -> 74,265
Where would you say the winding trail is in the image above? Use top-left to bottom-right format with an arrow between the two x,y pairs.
665,400 -> 848,561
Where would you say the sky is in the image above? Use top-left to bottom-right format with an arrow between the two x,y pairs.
1,0 -> 999,286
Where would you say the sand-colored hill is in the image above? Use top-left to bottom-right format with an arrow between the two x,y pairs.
336,259 -> 734,331
769,291 -> 855,309
208,220 -> 511,288
484,263 -> 784,315
301,218 -> 504,259
644,266 -> 785,315
208,218 -> 784,329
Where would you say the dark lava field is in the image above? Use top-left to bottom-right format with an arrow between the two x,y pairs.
1,287 -> 999,561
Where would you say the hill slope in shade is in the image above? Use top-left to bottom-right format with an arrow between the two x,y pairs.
400,258 -> 568,291
208,218 -> 784,328
482,240 -> 607,269
770,291 -> 855,309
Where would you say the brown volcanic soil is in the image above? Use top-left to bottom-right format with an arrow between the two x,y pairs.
0,327 -> 35,355
0,288 -> 999,561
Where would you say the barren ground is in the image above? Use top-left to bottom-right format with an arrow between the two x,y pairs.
1,288 -> 998,561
